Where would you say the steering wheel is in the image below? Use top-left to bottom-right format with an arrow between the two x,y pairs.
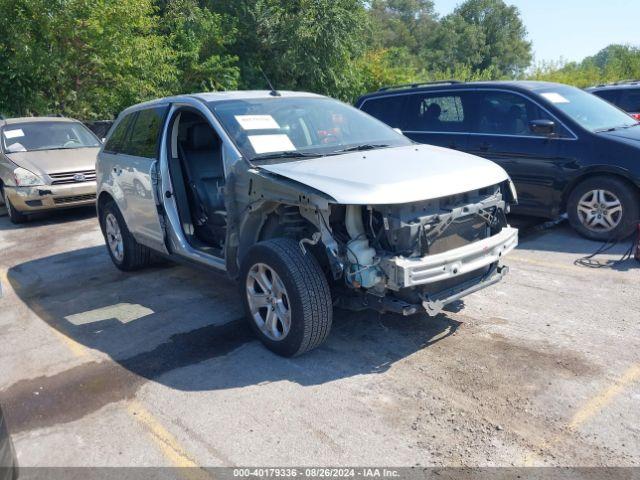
63,140 -> 80,148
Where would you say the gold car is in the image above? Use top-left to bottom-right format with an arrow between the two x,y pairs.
0,116 -> 101,224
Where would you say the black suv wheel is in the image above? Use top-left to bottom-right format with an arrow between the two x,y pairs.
567,176 -> 640,240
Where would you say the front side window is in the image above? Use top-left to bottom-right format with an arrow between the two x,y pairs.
2,121 -> 100,153
619,89 -> 640,112
537,86 -> 638,132
210,97 -> 411,163
401,92 -> 467,132
592,89 -> 620,105
125,107 -> 168,158
473,91 -> 552,137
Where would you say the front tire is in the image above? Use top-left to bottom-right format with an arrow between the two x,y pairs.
240,238 -> 333,357
2,187 -> 28,224
100,201 -> 151,271
567,177 -> 639,241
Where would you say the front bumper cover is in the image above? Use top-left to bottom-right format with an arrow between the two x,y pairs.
4,182 -> 97,213
380,226 -> 518,290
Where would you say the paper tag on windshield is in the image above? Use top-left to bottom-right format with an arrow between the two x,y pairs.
248,134 -> 296,154
541,93 -> 570,104
235,115 -> 280,131
3,129 -> 24,139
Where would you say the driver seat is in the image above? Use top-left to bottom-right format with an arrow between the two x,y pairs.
178,123 -> 227,247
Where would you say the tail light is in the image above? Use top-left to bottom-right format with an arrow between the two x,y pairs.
632,113 -> 640,121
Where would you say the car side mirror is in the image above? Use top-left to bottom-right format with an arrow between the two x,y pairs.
529,119 -> 556,136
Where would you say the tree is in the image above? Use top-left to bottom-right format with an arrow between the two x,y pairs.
160,0 -> 239,93
0,0 -> 176,119
212,0 -> 369,100
428,0 -> 531,77
529,45 -> 640,88
368,0 -> 439,55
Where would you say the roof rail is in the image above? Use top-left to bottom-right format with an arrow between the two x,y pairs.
594,79 -> 640,88
378,80 -> 462,92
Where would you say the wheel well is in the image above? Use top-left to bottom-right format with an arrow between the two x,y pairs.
97,192 -> 115,232
560,172 -> 640,212
258,205 -> 315,242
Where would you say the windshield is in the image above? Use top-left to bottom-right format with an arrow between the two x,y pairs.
537,86 -> 639,132
2,121 -> 101,153
209,97 -> 411,162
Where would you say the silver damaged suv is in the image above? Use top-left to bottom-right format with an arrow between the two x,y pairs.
96,91 -> 519,356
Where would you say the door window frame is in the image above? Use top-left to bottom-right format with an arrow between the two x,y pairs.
123,106 -> 170,160
471,89 -> 577,140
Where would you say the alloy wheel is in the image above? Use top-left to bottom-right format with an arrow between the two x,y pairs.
576,189 -> 623,233
105,212 -> 124,262
246,263 -> 291,341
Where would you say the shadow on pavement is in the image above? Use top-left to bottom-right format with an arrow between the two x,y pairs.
3,245 -> 460,432
0,205 -> 96,231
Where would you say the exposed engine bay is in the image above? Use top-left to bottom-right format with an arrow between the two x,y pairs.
322,182 -> 518,316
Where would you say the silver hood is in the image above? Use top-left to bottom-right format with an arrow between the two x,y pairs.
260,144 -> 510,204
6,147 -> 99,179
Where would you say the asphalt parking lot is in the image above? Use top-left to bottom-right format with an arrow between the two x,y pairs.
0,206 -> 638,468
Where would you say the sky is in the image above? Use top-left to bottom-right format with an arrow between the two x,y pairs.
432,0 -> 640,64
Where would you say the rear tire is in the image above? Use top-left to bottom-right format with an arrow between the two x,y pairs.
100,201 -> 151,271
2,187 -> 28,224
240,238 -> 333,357
567,176 -> 639,241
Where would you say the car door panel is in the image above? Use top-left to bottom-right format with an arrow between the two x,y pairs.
119,106 -> 170,253
466,90 -> 576,217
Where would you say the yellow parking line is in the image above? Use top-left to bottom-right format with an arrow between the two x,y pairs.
127,401 -> 211,479
524,363 -> 640,465
3,268 -> 205,472
569,364 -> 640,430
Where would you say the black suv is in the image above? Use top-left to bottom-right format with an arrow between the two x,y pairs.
356,81 -> 640,240
587,81 -> 640,121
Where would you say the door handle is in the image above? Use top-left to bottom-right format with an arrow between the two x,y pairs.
479,142 -> 492,152
447,142 -> 458,150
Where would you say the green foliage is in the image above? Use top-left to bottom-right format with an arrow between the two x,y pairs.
160,0 -> 239,93
212,0 -> 369,101
368,0 -> 438,55
0,0 -> 238,119
0,0 -> 636,121
426,0 -> 532,77
530,45 -> 640,88
0,0 -> 176,119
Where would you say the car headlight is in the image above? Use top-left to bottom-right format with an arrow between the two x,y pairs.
13,167 -> 44,186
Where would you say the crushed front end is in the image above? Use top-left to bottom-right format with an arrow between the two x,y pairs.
329,182 -> 518,316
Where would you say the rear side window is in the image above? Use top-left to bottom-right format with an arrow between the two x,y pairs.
619,89 -> 640,112
125,107 -> 168,158
359,95 -> 406,128
103,114 -> 134,154
401,92 -> 467,132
